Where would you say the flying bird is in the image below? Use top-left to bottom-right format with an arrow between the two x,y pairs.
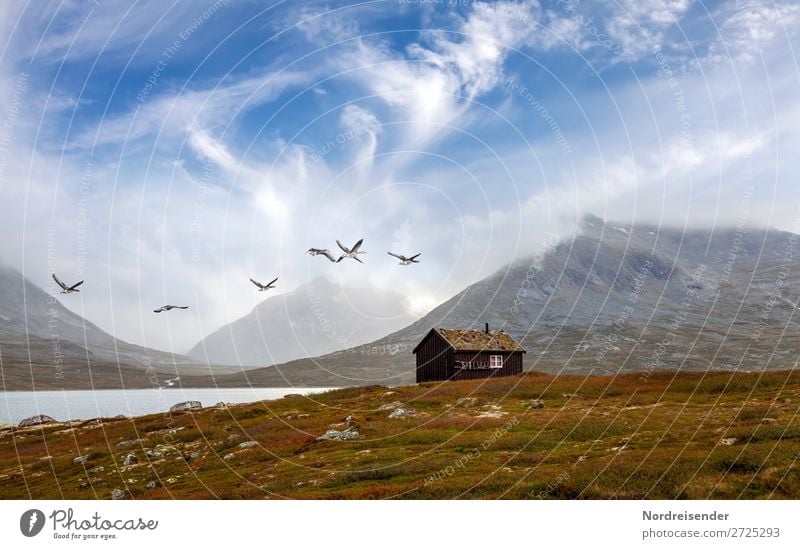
307,248 -> 339,262
250,277 -> 278,291
153,305 -> 189,313
336,238 -> 366,263
52,273 -> 84,294
388,252 -> 421,265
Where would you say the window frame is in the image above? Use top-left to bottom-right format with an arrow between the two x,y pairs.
489,355 -> 504,369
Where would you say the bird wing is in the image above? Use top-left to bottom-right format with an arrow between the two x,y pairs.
250,278 -> 264,289
387,252 -> 404,260
409,253 -> 421,261
52,274 -> 67,290
267,277 -> 278,286
322,250 -> 338,262
336,240 -> 350,253
177,306 -> 189,310
351,239 -> 364,252
154,308 -> 163,313
354,256 -> 364,264
68,280 -> 84,291
336,255 -> 344,263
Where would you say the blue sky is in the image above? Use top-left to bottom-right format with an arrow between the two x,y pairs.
1,0 -> 799,352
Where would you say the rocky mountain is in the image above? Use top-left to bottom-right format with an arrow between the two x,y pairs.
0,262 -> 210,388
198,216 -> 800,387
187,277 -> 418,367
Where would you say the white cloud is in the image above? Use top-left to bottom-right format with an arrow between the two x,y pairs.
704,0 -> 800,65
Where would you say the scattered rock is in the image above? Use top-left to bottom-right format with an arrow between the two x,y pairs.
90,466 -> 105,473
18,414 -> 58,427
527,399 -> 545,409
145,481 -> 158,489
762,418 -> 777,424
455,397 -> 477,408
718,437 -> 737,446
317,428 -> 361,441
170,401 -> 202,412
388,407 -> 416,419
223,453 -> 237,461
239,441 -> 258,449
378,401 -> 402,411
188,451 -> 202,460
562,393 -> 579,398
227,434 -> 242,443
123,453 -> 137,466
111,488 -> 126,500
145,449 -> 163,459
380,391 -> 397,399
73,455 -> 89,465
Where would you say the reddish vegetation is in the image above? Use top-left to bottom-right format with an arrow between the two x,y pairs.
1,370 -> 799,499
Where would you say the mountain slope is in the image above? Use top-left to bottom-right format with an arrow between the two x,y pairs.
199,217 -> 800,386
187,277 -> 417,367
0,263 -> 200,380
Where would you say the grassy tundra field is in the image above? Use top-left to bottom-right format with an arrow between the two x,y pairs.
1,370 -> 799,499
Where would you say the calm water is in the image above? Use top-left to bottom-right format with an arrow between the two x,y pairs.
0,388 -> 337,424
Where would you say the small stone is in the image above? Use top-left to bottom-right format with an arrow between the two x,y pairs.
73,455 -> 89,465
123,453 -> 137,466
455,397 -> 477,408
111,488 -> 126,500
239,441 -> 258,449
189,451 -> 201,460
388,407 -> 416,419
761,418 -> 777,424
18,414 -> 58,427
145,481 -> 158,489
90,466 -> 104,473
223,453 -> 236,461
378,401 -> 402,411
718,437 -> 737,446
317,428 -> 361,441
527,399 -> 545,409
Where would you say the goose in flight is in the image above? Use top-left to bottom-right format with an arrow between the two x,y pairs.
153,305 -> 189,313
388,252 -> 421,265
307,248 -> 338,262
52,274 -> 84,294
336,238 -> 366,263
250,277 -> 278,292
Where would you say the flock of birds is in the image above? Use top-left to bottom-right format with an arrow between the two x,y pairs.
51,238 -> 421,313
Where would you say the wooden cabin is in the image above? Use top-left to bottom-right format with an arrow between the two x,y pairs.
412,324 -> 525,383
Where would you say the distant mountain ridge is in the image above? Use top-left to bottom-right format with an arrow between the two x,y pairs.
187,277 -> 418,367
196,216 -> 800,387
0,262 -> 195,375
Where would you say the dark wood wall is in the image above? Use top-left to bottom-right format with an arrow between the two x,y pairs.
415,332 -> 523,382
450,351 -> 523,381
414,332 -> 453,383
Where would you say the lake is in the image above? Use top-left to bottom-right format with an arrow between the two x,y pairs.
0,387 -> 338,425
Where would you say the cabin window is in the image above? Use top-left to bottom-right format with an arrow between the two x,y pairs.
489,355 -> 503,368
